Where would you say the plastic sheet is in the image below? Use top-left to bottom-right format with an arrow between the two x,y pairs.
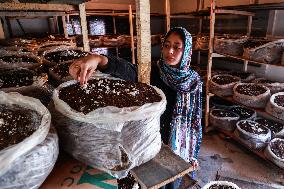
202,181 -> 241,189
235,120 -> 271,150
50,74 -> 167,178
265,92 -> 284,121
233,83 -> 271,108
0,127 -> 58,189
0,92 -> 51,177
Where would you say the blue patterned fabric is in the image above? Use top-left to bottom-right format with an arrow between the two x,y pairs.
158,27 -> 203,163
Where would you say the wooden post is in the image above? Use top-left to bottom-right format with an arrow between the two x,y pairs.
129,5 -> 135,65
135,0 -> 151,84
205,0 -> 216,131
0,18 -> 5,39
165,0 -> 170,32
112,10 -> 119,57
79,3 -> 90,52
271,10 -> 278,37
247,15 -> 252,37
53,16 -> 58,33
62,16 -> 68,38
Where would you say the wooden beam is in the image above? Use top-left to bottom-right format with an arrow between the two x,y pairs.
0,18 -> 5,40
205,0 -> 216,131
247,15 -> 252,36
165,0 -> 170,32
85,2 -> 136,11
79,3 -> 90,52
129,5 -> 135,65
68,12 -> 132,17
112,10 -> 119,57
0,11 -> 66,17
53,16 -> 59,33
62,16 -> 68,38
131,144 -> 195,189
215,9 -> 255,16
136,0 -> 151,84
0,3 -> 76,11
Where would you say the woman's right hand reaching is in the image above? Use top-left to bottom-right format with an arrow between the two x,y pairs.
69,54 -> 108,85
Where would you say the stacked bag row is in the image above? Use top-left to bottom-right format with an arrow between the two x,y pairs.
214,35 -> 284,65
209,71 -> 284,121
209,96 -> 284,169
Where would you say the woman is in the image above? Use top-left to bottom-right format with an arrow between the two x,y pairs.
69,27 -> 202,188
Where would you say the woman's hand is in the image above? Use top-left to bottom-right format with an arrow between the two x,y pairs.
69,54 -> 108,85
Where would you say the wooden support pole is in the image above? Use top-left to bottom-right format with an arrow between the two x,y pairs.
136,0 -> 151,84
53,16 -> 58,33
0,18 -> 5,39
79,3 -> 90,52
62,16 -> 68,38
165,0 -> 170,32
112,10 -> 119,57
247,15 -> 252,37
129,5 -> 135,65
205,0 -> 216,131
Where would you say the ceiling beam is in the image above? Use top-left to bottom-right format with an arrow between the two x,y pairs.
0,2 -> 76,11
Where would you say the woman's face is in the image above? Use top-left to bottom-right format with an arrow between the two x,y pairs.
162,33 -> 184,67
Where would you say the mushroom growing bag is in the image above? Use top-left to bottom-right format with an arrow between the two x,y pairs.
0,92 -> 56,189
50,74 -> 167,178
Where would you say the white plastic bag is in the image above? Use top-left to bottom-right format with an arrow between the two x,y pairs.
202,181 -> 241,189
235,120 -> 271,150
264,138 -> 284,169
0,92 -> 51,177
0,127 -> 58,189
50,74 -> 167,178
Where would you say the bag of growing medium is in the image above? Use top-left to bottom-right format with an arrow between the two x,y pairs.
0,127 -> 59,189
0,92 -> 57,189
50,73 -> 167,178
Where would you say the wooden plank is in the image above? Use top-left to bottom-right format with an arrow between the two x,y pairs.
0,18 -> 5,40
85,2 -> 136,11
62,16 -> 68,38
205,0 -> 216,130
0,11 -> 66,17
0,3 -> 76,11
68,12 -> 131,16
165,0 -> 170,32
112,10 -> 119,57
212,52 -> 284,68
53,16 -> 59,33
247,15 -> 252,36
215,9 -> 255,16
136,0 -> 151,84
79,3 -> 90,52
131,144 -> 195,189
271,10 -> 278,36
129,5 -> 135,65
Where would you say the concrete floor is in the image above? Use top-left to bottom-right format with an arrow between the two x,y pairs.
195,131 -> 284,189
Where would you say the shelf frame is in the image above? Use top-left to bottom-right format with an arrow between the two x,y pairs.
205,0 -> 255,132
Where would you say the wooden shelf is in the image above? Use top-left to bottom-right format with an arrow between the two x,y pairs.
209,92 -> 284,123
215,128 -> 282,170
212,52 -> 284,68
